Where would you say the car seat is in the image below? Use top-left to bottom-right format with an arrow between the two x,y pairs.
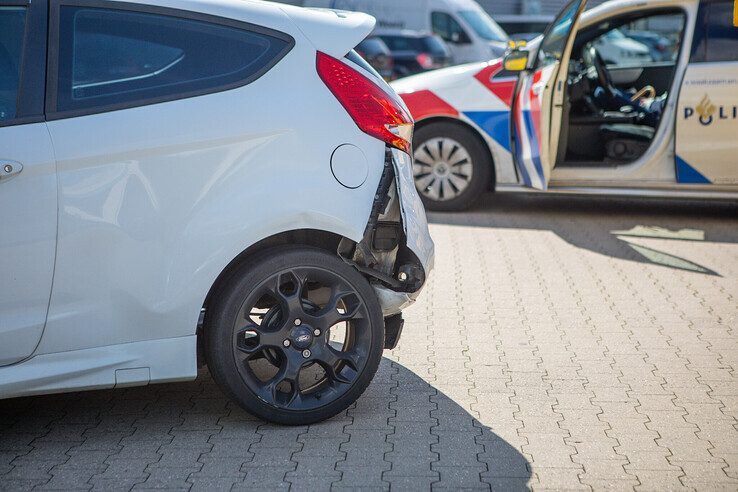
600,123 -> 655,162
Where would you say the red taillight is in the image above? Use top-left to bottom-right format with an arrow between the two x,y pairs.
415,53 -> 435,70
316,51 -> 413,154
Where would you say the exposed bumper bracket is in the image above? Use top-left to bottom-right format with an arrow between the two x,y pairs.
383,314 -> 404,350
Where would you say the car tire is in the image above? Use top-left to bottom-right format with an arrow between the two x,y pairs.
204,246 -> 384,425
413,122 -> 493,212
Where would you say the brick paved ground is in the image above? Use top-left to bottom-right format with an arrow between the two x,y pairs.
1,194 -> 737,491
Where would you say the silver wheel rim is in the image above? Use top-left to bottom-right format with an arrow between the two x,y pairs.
413,137 -> 473,202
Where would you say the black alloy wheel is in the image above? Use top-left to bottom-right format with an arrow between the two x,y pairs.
205,246 -> 384,425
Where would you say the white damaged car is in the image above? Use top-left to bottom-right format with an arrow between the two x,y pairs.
0,0 -> 433,424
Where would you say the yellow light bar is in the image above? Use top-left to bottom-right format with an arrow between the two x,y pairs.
734,0 -> 737,27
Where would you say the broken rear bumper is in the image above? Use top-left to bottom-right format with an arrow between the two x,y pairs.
340,147 -> 434,320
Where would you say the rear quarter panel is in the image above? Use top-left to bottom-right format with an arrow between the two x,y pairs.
40,13 -> 386,355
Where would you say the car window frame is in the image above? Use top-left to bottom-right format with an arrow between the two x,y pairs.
533,0 -> 587,70
587,10 -> 688,70
570,7 -> 689,70
0,0 -> 47,128
690,0 -> 738,63
45,0 -> 295,121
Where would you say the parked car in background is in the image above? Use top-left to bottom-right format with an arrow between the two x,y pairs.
303,0 -> 508,64
0,0 -> 434,425
593,28 -> 652,64
392,0 -> 738,211
377,31 -> 452,78
623,29 -> 677,62
495,15 -> 552,42
356,36 -> 394,80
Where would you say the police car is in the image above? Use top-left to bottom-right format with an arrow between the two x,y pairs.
392,0 -> 738,211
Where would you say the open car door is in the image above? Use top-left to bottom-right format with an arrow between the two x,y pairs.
511,0 -> 587,189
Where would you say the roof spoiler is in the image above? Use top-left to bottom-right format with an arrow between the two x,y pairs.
279,5 -> 376,58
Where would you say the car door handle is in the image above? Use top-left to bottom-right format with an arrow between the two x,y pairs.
0,161 -> 23,182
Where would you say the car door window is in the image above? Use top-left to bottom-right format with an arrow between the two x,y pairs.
0,7 -> 26,121
588,13 -> 685,68
691,0 -> 738,63
536,0 -> 584,69
432,12 -> 469,43
53,6 -> 293,115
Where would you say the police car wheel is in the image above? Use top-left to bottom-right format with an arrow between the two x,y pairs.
204,246 -> 385,425
413,122 -> 492,212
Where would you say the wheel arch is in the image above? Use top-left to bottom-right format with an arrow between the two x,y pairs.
202,229 -> 344,313
197,229 -> 345,363
414,116 -> 497,190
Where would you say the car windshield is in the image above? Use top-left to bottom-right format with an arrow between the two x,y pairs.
458,10 -> 508,42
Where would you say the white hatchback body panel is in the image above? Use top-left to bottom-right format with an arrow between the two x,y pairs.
0,0 -> 433,398
0,124 -> 57,366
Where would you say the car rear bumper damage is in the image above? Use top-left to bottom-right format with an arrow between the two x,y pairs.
339,147 -> 434,349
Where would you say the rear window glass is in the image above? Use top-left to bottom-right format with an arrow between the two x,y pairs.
55,7 -> 291,114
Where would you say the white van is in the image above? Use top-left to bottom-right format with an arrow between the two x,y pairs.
303,0 -> 509,64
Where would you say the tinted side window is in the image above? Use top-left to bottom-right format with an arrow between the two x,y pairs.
381,36 -> 423,52
0,7 -> 26,121
691,1 -> 738,62
431,12 -> 467,43
55,7 -> 291,114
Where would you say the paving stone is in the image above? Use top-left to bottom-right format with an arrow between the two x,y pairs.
1,196 -> 736,491
134,467 -> 198,489
382,476 -> 436,490
432,465 -> 488,488
188,477 -> 242,491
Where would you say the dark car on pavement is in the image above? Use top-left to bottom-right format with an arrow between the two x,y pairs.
376,31 -> 451,79
356,36 -> 395,80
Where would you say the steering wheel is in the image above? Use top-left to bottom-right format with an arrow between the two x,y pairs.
586,45 -> 615,96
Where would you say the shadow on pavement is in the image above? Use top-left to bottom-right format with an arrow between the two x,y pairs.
0,359 -> 532,490
428,192 -> 738,276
